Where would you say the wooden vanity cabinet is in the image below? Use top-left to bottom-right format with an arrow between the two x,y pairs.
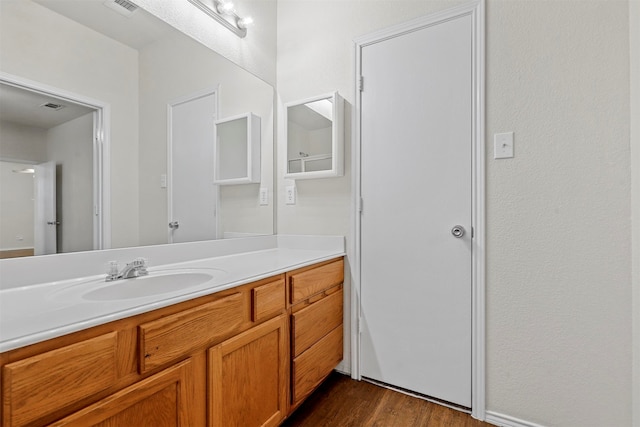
286,258 -> 344,411
0,258 -> 344,427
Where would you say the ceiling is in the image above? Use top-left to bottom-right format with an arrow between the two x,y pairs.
0,84 -> 95,129
33,0 -> 172,50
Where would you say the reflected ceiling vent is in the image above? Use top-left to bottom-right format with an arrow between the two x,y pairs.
40,102 -> 66,111
103,0 -> 138,17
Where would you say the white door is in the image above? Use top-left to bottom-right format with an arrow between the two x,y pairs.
359,14 -> 473,407
168,91 -> 218,243
34,161 -> 57,255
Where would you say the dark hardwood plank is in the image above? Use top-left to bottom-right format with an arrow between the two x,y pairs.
282,372 -> 492,427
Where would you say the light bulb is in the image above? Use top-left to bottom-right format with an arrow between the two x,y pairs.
216,1 -> 235,15
237,16 -> 253,29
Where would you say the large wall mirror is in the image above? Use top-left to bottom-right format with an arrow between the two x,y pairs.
0,0 -> 275,258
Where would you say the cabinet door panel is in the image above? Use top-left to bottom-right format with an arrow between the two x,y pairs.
209,315 -> 288,427
48,359 -> 194,427
2,332 -> 118,427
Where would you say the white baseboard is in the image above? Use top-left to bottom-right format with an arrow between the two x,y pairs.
485,411 -> 547,427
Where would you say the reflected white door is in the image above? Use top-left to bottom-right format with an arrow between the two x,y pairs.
359,14 -> 472,407
168,91 -> 218,243
34,161 -> 57,255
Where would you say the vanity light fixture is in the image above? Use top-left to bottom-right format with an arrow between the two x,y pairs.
187,0 -> 253,38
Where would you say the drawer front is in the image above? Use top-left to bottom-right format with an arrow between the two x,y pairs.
291,325 -> 343,405
252,279 -> 285,323
291,288 -> 343,357
139,293 -> 243,373
289,259 -> 344,305
2,332 -> 118,427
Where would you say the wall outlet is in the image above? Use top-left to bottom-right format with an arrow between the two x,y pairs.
259,187 -> 269,206
285,185 -> 296,205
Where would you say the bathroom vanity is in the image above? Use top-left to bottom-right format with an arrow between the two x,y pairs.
0,237 -> 345,427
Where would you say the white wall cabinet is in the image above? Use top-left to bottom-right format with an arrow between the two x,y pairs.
214,113 -> 261,185
284,92 -> 343,180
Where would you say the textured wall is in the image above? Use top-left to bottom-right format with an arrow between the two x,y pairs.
0,0 -> 140,250
0,161 -> 35,250
630,1 -> 640,425
277,0 -> 633,425
46,114 -> 94,253
135,0 -> 277,86
137,31 -> 274,246
486,1 -> 630,425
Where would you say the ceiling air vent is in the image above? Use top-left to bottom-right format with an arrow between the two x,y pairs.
103,0 -> 138,17
40,102 -> 66,111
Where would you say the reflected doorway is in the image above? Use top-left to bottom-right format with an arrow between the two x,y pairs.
0,79 -> 104,258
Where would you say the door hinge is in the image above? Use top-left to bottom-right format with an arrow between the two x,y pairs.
358,197 -> 363,213
358,75 -> 364,92
472,226 -> 475,238
358,316 -> 363,334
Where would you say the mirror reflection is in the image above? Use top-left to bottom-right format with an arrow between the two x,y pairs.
0,0 -> 274,259
285,92 -> 343,179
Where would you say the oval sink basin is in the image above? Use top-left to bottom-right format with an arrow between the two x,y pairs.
82,270 -> 223,301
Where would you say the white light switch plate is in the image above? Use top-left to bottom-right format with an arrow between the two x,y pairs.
494,132 -> 514,159
259,187 -> 269,206
285,186 -> 296,205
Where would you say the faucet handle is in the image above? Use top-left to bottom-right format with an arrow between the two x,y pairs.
106,261 -> 119,281
135,258 -> 149,276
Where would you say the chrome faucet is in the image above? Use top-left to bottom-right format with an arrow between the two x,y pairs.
106,258 -> 148,281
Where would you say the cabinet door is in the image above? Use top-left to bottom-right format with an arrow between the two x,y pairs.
209,315 -> 288,427
48,359 -> 194,427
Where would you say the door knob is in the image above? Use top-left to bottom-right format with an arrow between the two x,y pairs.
47,221 -> 60,226
451,225 -> 465,238
169,221 -> 180,229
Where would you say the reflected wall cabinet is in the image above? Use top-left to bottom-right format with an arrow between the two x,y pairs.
284,92 -> 344,180
214,113 -> 261,185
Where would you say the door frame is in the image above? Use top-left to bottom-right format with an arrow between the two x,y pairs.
0,71 -> 110,251
351,0 -> 486,419
167,86 -> 220,243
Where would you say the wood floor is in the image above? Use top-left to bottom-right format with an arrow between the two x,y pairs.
282,373 -> 492,427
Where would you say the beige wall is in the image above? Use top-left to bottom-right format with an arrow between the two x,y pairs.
0,120 -> 47,163
0,161 -> 35,250
630,0 -> 639,425
135,0 -> 277,86
46,114 -> 94,253
277,0 -> 633,426
0,0 -> 140,249
137,30 -> 274,245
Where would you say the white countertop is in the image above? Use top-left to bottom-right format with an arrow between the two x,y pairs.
0,235 -> 345,353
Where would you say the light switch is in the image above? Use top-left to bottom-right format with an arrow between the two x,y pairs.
285,185 -> 296,205
259,187 -> 269,206
494,132 -> 514,159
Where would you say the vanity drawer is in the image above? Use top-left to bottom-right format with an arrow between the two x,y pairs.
2,332 -> 118,427
288,258 -> 344,305
252,278 -> 285,322
139,293 -> 243,373
291,288 -> 343,357
291,325 -> 343,405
